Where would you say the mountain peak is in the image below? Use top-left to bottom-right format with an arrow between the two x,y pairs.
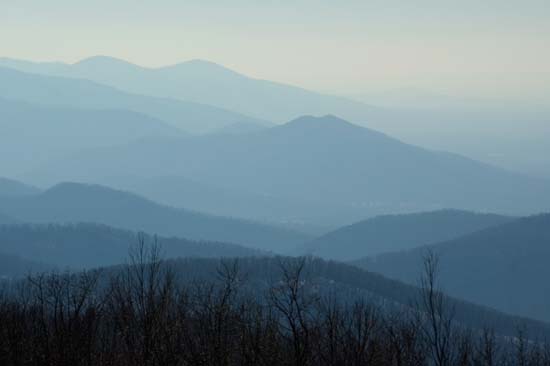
290,114 -> 353,125
73,56 -> 240,76
44,182 -> 129,199
160,59 -> 243,78
281,114 -> 362,133
73,56 -> 145,71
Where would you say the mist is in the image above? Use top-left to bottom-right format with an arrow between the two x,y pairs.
1,2 -> 550,364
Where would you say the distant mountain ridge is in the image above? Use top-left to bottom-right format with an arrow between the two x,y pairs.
0,56 -> 383,123
301,210 -> 513,260
0,182 -> 310,253
2,56 -> 549,179
0,222 -> 263,271
354,214 -> 550,322
0,97 -> 186,177
0,66 -> 266,134
25,115 -> 550,222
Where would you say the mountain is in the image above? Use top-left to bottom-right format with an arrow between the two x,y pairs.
0,98 -> 185,177
127,256 -> 550,339
354,214 -> 550,322
3,57 -> 550,179
26,115 -> 550,224
111,175 -> 363,231
301,210 -> 513,260
0,222 -> 263,271
0,56 -> 383,124
0,66 -> 266,134
0,182 -> 310,253
0,177 -> 40,197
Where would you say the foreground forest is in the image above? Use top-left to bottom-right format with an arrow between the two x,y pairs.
1,245 -> 550,366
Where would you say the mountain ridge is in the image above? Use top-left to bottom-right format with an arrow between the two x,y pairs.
0,182 -> 311,253
354,213 -> 550,322
301,209 -> 514,260
0,66 -> 266,134
0,176 -> 41,197
0,222 -> 264,272
23,115 -> 550,224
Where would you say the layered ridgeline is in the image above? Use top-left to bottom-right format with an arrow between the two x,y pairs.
26,115 -> 550,222
0,223 -> 263,276
354,214 -> 550,322
0,56 -> 382,124
0,182 -> 310,253
114,176 -> 348,233
301,210 -> 513,260
2,65 -> 548,224
0,66 -> 266,134
2,56 -> 549,181
0,98 -> 185,177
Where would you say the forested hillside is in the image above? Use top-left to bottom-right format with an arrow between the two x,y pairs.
355,214 -> 550,322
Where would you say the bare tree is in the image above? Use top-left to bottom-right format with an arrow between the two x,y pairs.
416,250 -> 456,366
269,257 -> 318,366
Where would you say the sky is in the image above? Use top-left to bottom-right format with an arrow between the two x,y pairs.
1,0 -> 549,103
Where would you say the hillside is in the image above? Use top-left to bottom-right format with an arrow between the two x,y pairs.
145,256 -> 550,339
354,214 -> 550,322
114,175 -> 362,230
0,66 -> 265,134
0,177 -> 40,197
0,98 -> 184,177
0,222 -> 263,271
0,182 -> 310,253
4,254 -> 550,364
26,115 -> 550,223
301,210 -> 512,260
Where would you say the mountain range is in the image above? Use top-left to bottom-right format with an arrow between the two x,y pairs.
301,210 -> 513,260
0,56 -> 381,124
0,98 -> 185,177
2,56 -> 549,179
0,222 -> 263,272
0,66 -> 265,134
354,214 -> 550,322
0,182 -> 310,253
23,115 -> 550,224
1,63 -> 548,226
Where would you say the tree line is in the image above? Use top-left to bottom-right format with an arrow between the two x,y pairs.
0,243 -> 549,366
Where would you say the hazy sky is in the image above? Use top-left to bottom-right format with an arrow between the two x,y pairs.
2,0 -> 549,102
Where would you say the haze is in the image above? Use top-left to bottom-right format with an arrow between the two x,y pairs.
2,3 -> 550,364
2,0 -> 550,104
